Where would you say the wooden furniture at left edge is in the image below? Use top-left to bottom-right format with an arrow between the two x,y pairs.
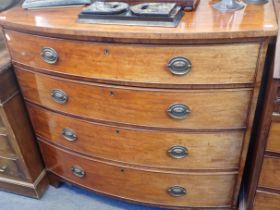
0,1 -> 278,209
0,31 -> 48,198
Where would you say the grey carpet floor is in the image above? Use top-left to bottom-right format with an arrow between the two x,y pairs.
0,183 -> 163,210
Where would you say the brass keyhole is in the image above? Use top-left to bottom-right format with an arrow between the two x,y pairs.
104,49 -> 110,56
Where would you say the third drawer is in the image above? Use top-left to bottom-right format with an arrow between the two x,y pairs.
27,104 -> 244,171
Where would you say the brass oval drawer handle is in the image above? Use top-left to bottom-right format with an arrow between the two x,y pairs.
71,165 -> 85,178
51,89 -> 68,104
167,104 -> 191,120
62,128 -> 77,142
168,146 -> 188,159
41,47 -> 58,64
168,57 -> 192,76
168,186 -> 187,197
0,165 -> 7,173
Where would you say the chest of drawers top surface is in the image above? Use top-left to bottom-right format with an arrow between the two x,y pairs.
0,0 -> 277,41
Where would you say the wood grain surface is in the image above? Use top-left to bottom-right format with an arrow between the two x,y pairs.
259,156 -> 280,191
0,62 -> 17,104
0,60 -> 47,197
40,140 -> 237,208
0,0 -> 276,206
0,158 -> 24,180
27,104 -> 244,171
253,190 -> 280,210
0,134 -> 16,159
266,122 -> 280,153
0,1 -> 277,40
15,68 -> 252,130
5,30 -> 261,86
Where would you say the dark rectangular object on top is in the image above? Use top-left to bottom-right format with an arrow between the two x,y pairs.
104,0 -> 200,11
78,2 -> 184,27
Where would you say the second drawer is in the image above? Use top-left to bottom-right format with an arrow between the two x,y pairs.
28,104 -> 244,170
16,69 -> 252,130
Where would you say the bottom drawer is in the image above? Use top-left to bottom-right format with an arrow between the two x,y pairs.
253,190 -> 280,210
0,158 -> 24,180
39,140 -> 236,208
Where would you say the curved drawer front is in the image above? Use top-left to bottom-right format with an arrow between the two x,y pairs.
28,104 -> 244,170
7,30 -> 260,86
16,69 -> 252,129
39,141 -> 236,208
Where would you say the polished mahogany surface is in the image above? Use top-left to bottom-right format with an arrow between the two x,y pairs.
7,31 -> 261,87
0,1 -> 278,209
27,104 -> 244,171
39,140 -> 237,208
0,0 -> 277,40
16,69 -> 253,130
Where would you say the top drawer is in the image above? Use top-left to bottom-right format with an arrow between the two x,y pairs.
5,30 -> 260,87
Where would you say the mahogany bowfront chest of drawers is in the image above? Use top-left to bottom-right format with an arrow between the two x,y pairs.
0,1 -> 278,209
